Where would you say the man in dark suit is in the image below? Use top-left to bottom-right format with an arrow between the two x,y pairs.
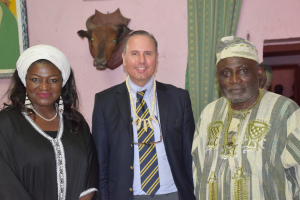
92,30 -> 196,200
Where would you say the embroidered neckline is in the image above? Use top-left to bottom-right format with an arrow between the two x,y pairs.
22,108 -> 63,141
228,89 -> 263,113
221,90 -> 263,159
22,109 -> 67,200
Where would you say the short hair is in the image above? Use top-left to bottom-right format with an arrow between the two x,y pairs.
259,62 -> 273,79
274,84 -> 283,95
123,30 -> 158,54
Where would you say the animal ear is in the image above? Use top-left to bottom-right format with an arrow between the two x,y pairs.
115,24 -> 131,41
77,30 -> 92,40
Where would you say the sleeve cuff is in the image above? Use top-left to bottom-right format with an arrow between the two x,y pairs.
79,188 -> 98,198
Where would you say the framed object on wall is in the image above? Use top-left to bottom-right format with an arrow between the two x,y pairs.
0,0 -> 29,79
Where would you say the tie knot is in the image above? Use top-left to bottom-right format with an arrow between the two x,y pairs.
137,90 -> 147,100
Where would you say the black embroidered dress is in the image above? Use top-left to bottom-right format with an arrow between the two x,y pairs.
0,107 -> 99,200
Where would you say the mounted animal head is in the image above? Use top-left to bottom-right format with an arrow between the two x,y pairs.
77,9 -> 131,70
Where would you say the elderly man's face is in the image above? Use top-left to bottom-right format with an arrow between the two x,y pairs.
216,57 -> 262,104
122,35 -> 158,87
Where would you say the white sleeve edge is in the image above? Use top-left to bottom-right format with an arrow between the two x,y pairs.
79,188 -> 98,198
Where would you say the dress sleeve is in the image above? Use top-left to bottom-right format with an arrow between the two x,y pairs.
0,123 -> 35,200
79,121 -> 100,200
281,105 -> 300,197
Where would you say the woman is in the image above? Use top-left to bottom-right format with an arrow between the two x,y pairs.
0,45 -> 99,200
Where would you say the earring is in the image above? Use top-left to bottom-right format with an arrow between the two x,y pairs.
58,96 -> 64,114
24,92 -> 32,109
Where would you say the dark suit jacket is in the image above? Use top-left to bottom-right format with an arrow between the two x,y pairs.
92,81 -> 196,200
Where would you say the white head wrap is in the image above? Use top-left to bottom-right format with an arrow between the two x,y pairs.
216,36 -> 259,65
16,44 -> 71,87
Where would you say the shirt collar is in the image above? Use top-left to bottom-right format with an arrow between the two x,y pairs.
128,77 -> 154,98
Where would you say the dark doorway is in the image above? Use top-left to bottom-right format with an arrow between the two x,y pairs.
263,38 -> 300,105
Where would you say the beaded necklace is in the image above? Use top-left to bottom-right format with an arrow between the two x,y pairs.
126,76 -> 159,132
221,89 -> 262,158
31,106 -> 57,121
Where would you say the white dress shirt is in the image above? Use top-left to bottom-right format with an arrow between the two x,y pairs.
128,77 -> 178,195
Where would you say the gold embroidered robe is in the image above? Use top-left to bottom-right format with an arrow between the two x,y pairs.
192,90 -> 300,200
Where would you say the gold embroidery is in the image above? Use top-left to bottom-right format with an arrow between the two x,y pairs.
221,143 -> 238,159
208,172 -> 218,200
244,120 -> 269,151
206,121 -> 224,149
221,90 -> 263,158
221,111 -> 239,159
229,131 -> 238,144
232,167 -> 249,200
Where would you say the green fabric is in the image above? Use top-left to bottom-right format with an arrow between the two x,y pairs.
0,2 -> 20,70
186,0 -> 243,122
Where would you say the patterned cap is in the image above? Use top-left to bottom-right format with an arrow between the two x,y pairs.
216,36 -> 259,65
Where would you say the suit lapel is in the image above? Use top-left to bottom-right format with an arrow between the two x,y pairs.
156,82 -> 170,140
115,82 -> 132,137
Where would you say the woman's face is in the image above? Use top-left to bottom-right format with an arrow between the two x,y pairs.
26,61 -> 63,109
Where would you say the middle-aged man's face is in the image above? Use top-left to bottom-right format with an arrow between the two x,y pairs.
216,57 -> 262,104
122,35 -> 159,87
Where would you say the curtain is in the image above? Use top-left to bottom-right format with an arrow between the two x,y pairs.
186,0 -> 243,122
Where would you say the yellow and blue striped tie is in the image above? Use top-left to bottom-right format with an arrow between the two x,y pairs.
136,90 -> 160,196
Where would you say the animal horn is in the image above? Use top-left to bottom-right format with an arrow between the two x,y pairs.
86,14 -> 98,31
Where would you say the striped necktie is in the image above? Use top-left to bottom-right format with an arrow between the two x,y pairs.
136,90 -> 160,196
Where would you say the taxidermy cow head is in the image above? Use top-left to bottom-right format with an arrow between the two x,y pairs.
77,9 -> 131,70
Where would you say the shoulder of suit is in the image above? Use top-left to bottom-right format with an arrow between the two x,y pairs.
95,82 -> 126,97
156,81 -> 189,95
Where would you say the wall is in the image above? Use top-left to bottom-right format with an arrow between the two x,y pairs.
1,0 -> 300,125
236,0 -> 300,103
0,0 -> 188,125
263,55 -> 300,66
271,69 -> 294,97
236,0 -> 300,63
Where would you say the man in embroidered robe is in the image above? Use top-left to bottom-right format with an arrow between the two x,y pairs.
92,30 -> 196,200
192,36 -> 300,200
